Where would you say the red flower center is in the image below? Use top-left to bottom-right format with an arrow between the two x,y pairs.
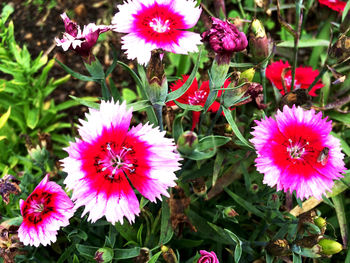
22,192 -> 54,224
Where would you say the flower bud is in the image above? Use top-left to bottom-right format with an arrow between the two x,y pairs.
265,239 -> 291,256
248,19 -> 270,62
329,34 -> 350,64
161,245 -> 177,263
250,183 -> 259,193
318,239 -> 343,255
224,207 -> 239,218
198,250 -> 219,263
238,68 -> 256,85
94,248 -> 114,263
177,131 -> 199,155
202,17 -> 248,65
314,216 -> 327,231
191,178 -> 207,197
146,50 -> 168,105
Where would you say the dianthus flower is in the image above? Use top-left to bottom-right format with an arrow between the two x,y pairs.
198,250 -> 219,263
318,0 -> 346,13
62,101 -> 181,224
55,13 -> 111,62
202,17 -> 248,65
18,174 -> 75,247
266,60 -> 324,97
166,75 -> 231,130
250,105 -> 345,200
112,0 -> 202,65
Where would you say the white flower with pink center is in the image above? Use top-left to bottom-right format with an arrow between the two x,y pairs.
18,175 -> 75,247
112,0 -> 202,65
61,100 -> 181,224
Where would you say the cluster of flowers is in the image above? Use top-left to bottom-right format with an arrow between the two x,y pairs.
18,0 -> 346,260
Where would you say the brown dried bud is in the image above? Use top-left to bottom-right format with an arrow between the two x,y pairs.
248,19 -> 270,62
191,177 -> 207,197
133,247 -> 150,263
0,175 -> 21,204
329,34 -> 350,64
265,239 -> 291,256
161,246 -> 177,263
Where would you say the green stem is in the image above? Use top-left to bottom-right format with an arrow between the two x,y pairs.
153,104 -> 163,131
101,79 -> 111,101
206,105 -> 223,136
260,62 -> 268,104
307,66 -> 327,92
237,0 -> 247,18
291,0 -> 303,90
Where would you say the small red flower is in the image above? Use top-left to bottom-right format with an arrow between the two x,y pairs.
318,0 -> 346,13
166,75 -> 231,130
266,60 -> 324,97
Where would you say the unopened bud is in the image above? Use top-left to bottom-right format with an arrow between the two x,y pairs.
146,49 -> 168,105
94,248 -> 113,263
314,216 -> 327,231
248,19 -> 270,62
177,131 -> 198,155
161,246 -> 177,263
224,207 -> 239,218
238,68 -> 255,84
250,183 -> 259,193
318,239 -> 343,255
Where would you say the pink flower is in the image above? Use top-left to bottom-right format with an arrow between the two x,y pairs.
55,13 -> 111,61
61,100 -> 181,224
18,174 -> 75,247
318,0 -> 346,13
111,0 -> 202,65
166,75 -> 231,130
198,250 -> 219,263
250,105 -> 346,200
202,17 -> 248,65
266,60 -> 324,97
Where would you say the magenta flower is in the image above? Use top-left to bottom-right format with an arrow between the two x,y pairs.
18,174 -> 75,247
202,17 -> 248,64
250,105 -> 346,200
55,13 -> 111,61
111,0 -> 202,65
198,250 -> 219,263
61,101 -> 181,224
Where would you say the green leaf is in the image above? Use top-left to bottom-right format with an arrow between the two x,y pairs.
0,106 -> 11,129
222,107 -> 253,149
73,255 -> 79,263
115,221 -> 137,243
56,59 -> 95,82
277,39 -> 330,48
118,61 -> 144,92
114,247 -> 141,259
148,251 -> 162,263
197,135 -> 231,151
76,244 -> 98,259
326,111 -> 350,124
166,46 -> 202,102
331,132 -> 350,157
122,88 -> 137,103
174,101 -> 203,111
224,188 -> 265,218
84,58 -> 105,80
26,107 -> 39,130
69,95 -> 100,109
127,100 -> 151,112
106,48 -> 119,76
55,97 -> 99,112
342,1 -> 350,22
159,196 -> 174,245
1,4 -> 14,23
224,229 -> 243,263
292,252 -> 302,263
230,62 -> 254,68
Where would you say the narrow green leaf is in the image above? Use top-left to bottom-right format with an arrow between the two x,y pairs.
332,194 -> 348,247
224,188 -> 265,218
292,252 -> 302,263
69,95 -> 100,109
127,100 -> 151,112
278,39 -> 329,48
197,135 -> 231,151
222,107 -> 253,149
174,100 -> 203,111
106,48 -> 119,76
26,107 -> 39,130
148,251 -> 162,263
159,197 -> 173,245
166,46 -> 202,102
114,247 -> 141,259
122,88 -> 137,103
342,1 -> 350,22
0,106 -> 11,129
76,244 -> 98,259
55,97 -> 99,112
118,61 -> 144,91
56,59 -> 95,81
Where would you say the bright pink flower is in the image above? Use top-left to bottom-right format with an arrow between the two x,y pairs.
198,250 -> 219,263
62,101 -> 181,224
250,105 -> 346,200
318,0 -> 346,13
266,60 -> 324,97
202,17 -> 248,65
111,0 -> 202,65
18,174 -> 74,247
56,13 -> 111,60
166,75 -> 231,130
